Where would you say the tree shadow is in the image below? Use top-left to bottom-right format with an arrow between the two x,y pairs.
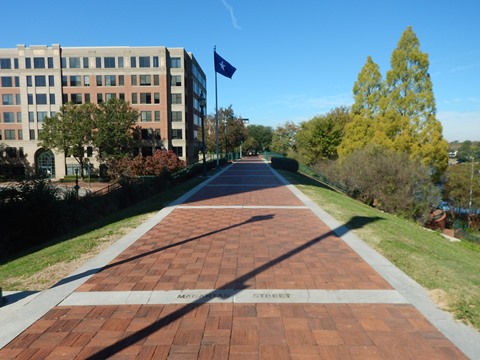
53,215 -> 275,289
86,215 -> 382,359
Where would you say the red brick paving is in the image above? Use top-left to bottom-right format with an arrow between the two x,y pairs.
0,157 -> 469,359
2,304 -> 467,359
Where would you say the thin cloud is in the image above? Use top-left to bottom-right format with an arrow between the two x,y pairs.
221,0 -> 242,30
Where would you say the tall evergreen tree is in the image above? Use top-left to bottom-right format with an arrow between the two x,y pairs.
385,26 -> 448,178
340,26 -> 448,179
339,56 -> 383,157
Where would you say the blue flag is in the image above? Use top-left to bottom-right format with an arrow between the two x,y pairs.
214,51 -> 236,79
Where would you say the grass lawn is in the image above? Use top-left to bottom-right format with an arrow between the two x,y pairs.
280,169 -> 480,331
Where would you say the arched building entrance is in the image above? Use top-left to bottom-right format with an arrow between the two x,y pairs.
36,149 -> 55,178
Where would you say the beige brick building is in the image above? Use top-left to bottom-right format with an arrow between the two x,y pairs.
0,44 -> 206,179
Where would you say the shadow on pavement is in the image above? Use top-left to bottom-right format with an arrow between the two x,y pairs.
86,215 -> 382,360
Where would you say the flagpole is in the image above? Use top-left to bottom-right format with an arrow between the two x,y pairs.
214,46 -> 219,167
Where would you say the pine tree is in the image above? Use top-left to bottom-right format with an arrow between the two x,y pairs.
338,56 -> 382,157
385,26 -> 448,178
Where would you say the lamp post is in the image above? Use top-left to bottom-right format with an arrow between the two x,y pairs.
74,168 -> 80,199
199,93 -> 207,177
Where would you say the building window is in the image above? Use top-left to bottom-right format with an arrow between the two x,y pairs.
17,112 -> 22,122
154,93 -> 160,104
141,111 -> 152,122
105,93 -> 116,101
3,112 -> 14,123
139,56 -> 150,68
14,76 -> 19,87
62,94 -> 68,103
97,94 -> 103,103
119,93 -> 125,101
2,94 -> 14,105
47,57 -> 53,68
155,111 -> 160,122
36,94 -> 47,105
48,75 -> 55,87
14,58 -> 19,69
96,57 -> 101,68
104,57 -> 115,68
172,146 -> 183,157
171,93 -> 182,104
96,75 -> 102,86
154,74 -> 159,86
171,111 -> 182,122
28,112 -> 34,122
29,129 -> 35,140
171,75 -> 181,86
131,75 -> 137,86
61,57 -> 67,68
16,94 -> 21,105
26,76 -> 32,87
50,94 -> 55,105
28,94 -> 33,105
130,56 -> 136,68
170,57 -> 181,68
172,129 -> 183,139
140,93 -> 152,104
69,57 -> 81,68
26,58 -> 32,69
5,130 -> 15,140
83,57 -> 89,68
0,58 -> 11,69
1,76 -> 13,87
71,94 -> 82,104
84,75 -> 90,86
153,56 -> 159,68
37,111 -> 48,122
18,130 -> 23,140
140,75 -> 151,86
33,57 -> 45,69
62,76 -> 68,86
35,75 -> 46,87
105,75 -> 116,86
131,93 -> 137,104
85,93 -> 91,103
118,57 -> 124,68
118,75 -> 124,86
70,76 -> 81,86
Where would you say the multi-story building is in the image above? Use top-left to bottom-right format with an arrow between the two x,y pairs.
0,44 -> 206,179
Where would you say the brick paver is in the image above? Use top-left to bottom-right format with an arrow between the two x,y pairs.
0,157 -> 472,359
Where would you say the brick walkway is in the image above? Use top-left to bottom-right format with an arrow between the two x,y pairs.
0,157 -> 477,359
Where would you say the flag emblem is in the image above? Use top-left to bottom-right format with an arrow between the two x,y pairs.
214,51 -> 236,79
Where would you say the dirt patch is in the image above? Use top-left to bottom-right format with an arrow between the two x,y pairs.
429,288 -> 451,310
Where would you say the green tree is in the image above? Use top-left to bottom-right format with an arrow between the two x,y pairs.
271,121 -> 298,156
202,106 -> 246,154
457,141 -> 480,162
296,107 -> 351,165
338,56 -> 382,157
93,98 -> 140,161
340,26 -> 449,180
444,161 -> 480,211
384,26 -> 448,179
39,102 -> 96,177
246,125 -> 273,153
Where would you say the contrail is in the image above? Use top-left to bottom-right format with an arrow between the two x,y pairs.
221,0 -> 242,30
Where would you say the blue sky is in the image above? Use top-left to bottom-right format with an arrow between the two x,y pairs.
2,0 -> 479,141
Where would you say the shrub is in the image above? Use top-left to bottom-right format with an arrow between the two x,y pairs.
271,156 -> 299,173
334,146 -> 441,223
